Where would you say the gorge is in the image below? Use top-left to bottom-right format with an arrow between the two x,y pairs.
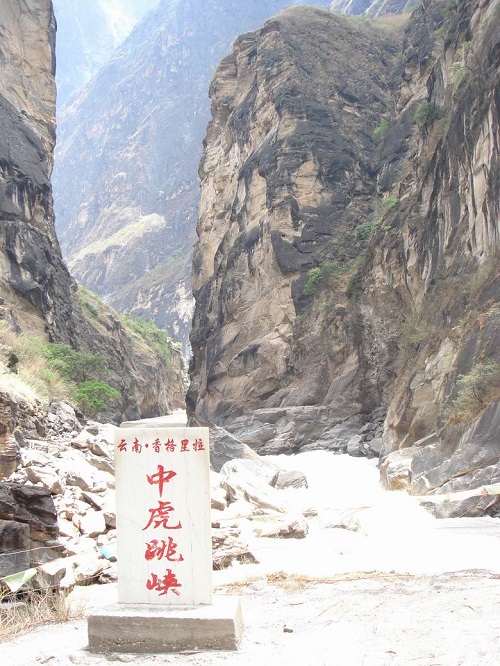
0,0 -> 498,635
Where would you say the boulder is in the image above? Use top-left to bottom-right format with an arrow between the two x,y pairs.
253,515 -> 309,539
73,551 -> 111,584
46,402 -> 81,434
26,465 -> 64,495
77,510 -> 106,538
0,519 -> 30,576
212,527 -> 258,569
220,458 -> 279,486
346,435 -> 364,457
271,469 -> 308,490
379,447 -> 420,491
189,415 -> 261,472
220,473 -> 288,514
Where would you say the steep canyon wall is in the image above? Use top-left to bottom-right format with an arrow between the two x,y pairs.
0,0 -> 184,427
189,0 -> 500,503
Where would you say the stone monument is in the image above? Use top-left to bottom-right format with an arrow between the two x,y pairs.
87,425 -> 243,653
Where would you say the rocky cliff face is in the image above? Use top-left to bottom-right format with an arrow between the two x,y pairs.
330,0 -> 421,15
52,0 -> 158,109
0,0 -> 184,428
189,6 -> 398,433
0,0 -> 76,344
190,0 -> 500,507
53,0 -> 332,354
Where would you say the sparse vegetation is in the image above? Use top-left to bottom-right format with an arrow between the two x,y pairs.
413,101 -> 443,131
0,589 -> 85,642
121,314 -> 173,364
382,195 -> 400,210
400,316 -> 433,351
0,328 -> 120,417
355,221 -> 379,240
446,360 -> 500,424
373,119 -> 389,142
304,260 -> 356,296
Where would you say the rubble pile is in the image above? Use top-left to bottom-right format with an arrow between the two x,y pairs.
1,402 -> 311,592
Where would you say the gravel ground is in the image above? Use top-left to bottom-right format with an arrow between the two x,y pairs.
1,571 -> 500,665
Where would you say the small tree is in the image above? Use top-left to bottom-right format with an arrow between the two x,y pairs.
72,381 -> 121,418
447,361 -> 500,423
413,102 -> 443,131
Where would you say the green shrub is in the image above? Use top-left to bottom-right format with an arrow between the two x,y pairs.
303,260 -> 354,296
413,102 -> 443,130
304,268 -> 323,296
447,361 -> 500,423
373,119 -> 389,142
72,381 -> 121,418
41,344 -> 108,383
121,315 -> 173,364
382,195 -> 400,210
355,221 -> 378,240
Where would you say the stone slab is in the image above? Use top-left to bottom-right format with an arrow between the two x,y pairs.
88,596 -> 243,653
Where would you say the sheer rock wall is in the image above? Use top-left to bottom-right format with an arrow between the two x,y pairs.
190,0 -> 500,503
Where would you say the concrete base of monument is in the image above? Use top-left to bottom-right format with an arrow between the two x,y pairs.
87,596 -> 243,653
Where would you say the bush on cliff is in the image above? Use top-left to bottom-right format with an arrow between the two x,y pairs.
72,381 -> 121,418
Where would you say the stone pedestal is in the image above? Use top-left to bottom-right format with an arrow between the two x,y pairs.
88,596 -> 243,653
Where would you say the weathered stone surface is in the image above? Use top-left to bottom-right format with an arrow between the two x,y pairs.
26,465 -> 64,495
330,0 -> 421,17
0,519 -> 30,576
188,0 -> 500,508
379,448 -> 419,491
189,415 -> 261,472
410,403 -> 500,496
212,528 -> 258,569
0,2 -> 184,425
272,470 -> 308,490
0,391 -> 26,479
253,515 -> 309,539
54,0 -> 332,354
188,7 -> 397,432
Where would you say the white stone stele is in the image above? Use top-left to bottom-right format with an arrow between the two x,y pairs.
114,427 -> 212,606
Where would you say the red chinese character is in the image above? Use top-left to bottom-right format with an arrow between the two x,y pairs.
144,537 -> 184,562
118,439 -> 127,452
146,465 -> 176,497
180,439 -> 189,452
143,501 -> 182,530
152,438 -> 161,453
132,438 -> 142,453
164,438 -> 176,452
146,570 -> 182,596
193,438 -> 205,451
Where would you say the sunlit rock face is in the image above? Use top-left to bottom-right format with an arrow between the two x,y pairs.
188,6 -> 397,436
0,0 -> 76,342
52,0 -> 332,354
189,0 -> 500,505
